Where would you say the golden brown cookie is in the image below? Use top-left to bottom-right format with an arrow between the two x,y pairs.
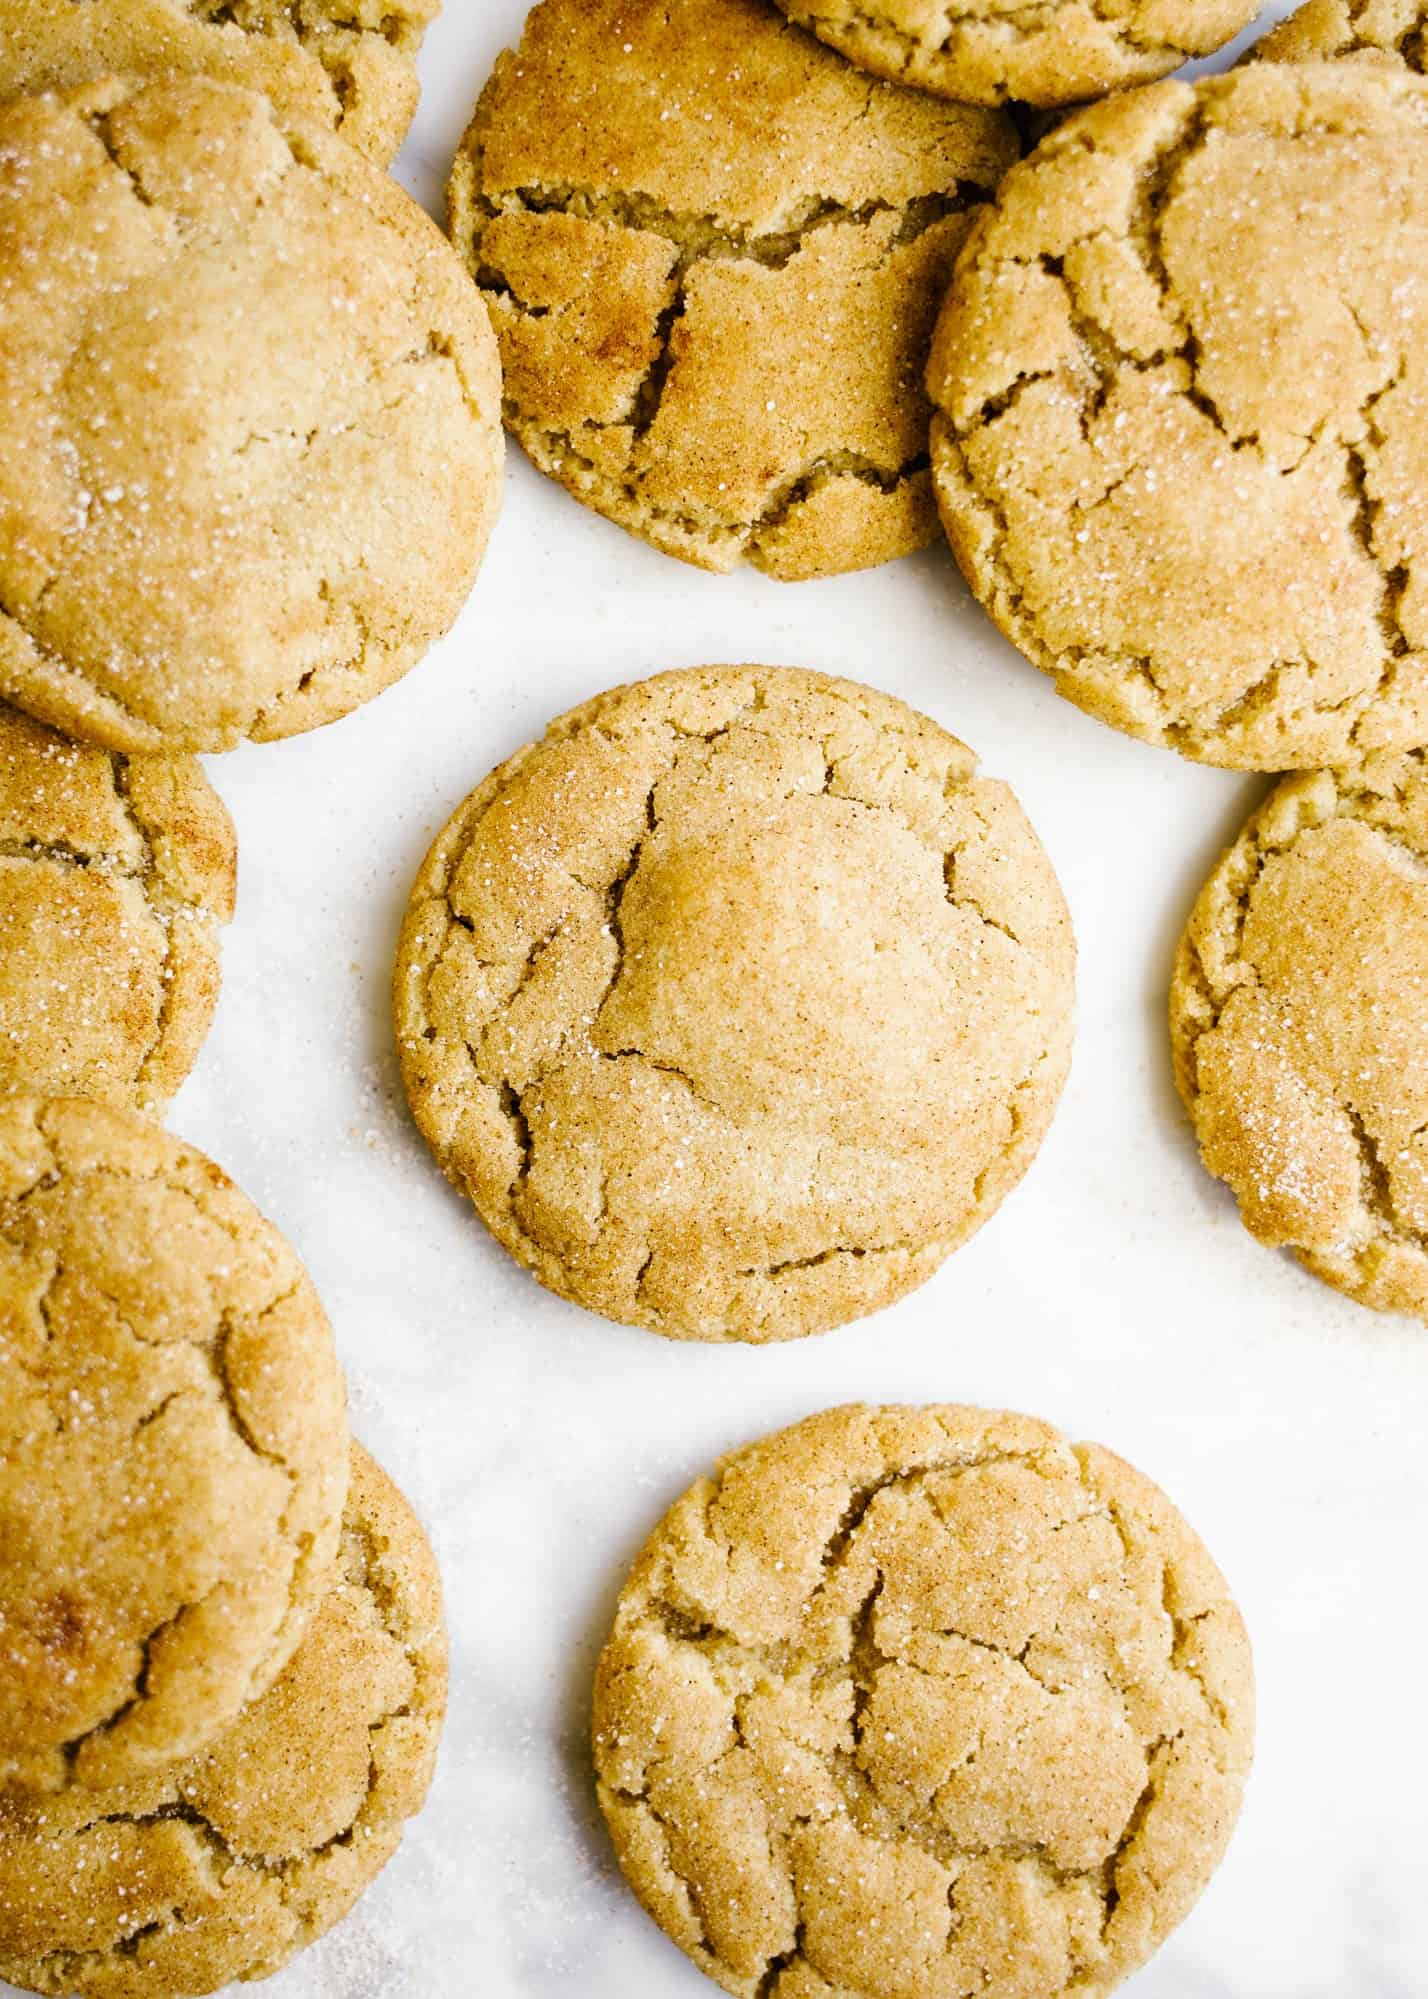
928,63 -> 1428,771
0,1441 -> 446,1998
774,0 -> 1259,108
394,666 -> 1075,1343
0,74 -> 503,754
1171,752 -> 1428,1320
1255,0 -> 1427,69
0,705 -> 235,1111
448,0 -> 1017,580
594,1403 -> 1255,1999
0,1097 -> 349,1796
0,0 -> 438,164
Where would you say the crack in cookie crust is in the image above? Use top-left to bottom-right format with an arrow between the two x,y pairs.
774,0 -> 1258,108
0,1098 -> 349,1795
928,65 -> 1428,772
0,1444 -> 446,1995
0,0 -> 437,164
394,666 -> 1075,1344
1170,750 -> 1428,1320
447,0 -> 1016,581
593,1405 -> 1254,1999
0,75 -> 502,754
0,704 -> 235,1110
1254,0 -> 1428,72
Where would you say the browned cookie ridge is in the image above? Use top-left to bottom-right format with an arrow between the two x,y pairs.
0,74 -> 502,753
0,1098 -> 349,1796
1172,750 -> 1428,1320
449,0 -> 1017,580
594,1404 -> 1254,1999
774,0 -> 1259,109
1254,0 -> 1428,71
929,63 -> 1428,770
0,704 -> 235,1110
0,0 -> 440,164
394,667 -> 1074,1343
0,1444 -> 447,1998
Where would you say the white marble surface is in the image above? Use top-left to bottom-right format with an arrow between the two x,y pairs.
12,7 -> 1428,1996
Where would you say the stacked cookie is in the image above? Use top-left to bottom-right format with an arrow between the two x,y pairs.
0,1098 -> 447,1994
0,51 -> 504,1105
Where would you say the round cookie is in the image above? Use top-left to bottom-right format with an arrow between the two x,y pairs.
0,0 -> 439,165
0,1442 -> 446,1998
773,0 -> 1259,109
0,73 -> 503,754
394,666 -> 1075,1343
0,704 -> 235,1111
928,63 -> 1428,771
1171,751 -> 1428,1320
1255,0 -> 1428,70
448,0 -> 1017,580
594,1403 -> 1254,1999
0,1097 -> 349,1795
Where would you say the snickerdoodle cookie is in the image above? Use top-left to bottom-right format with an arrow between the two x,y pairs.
0,1097 -> 348,1795
773,0 -> 1258,108
594,1403 -> 1254,1999
1172,752 -> 1428,1319
0,1442 -> 446,1998
929,63 -> 1428,771
1256,0 -> 1427,70
394,667 -> 1074,1343
0,0 -> 439,163
0,74 -> 502,754
448,0 -> 1016,580
0,705 -> 235,1111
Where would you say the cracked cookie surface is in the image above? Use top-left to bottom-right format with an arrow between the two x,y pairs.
0,1441 -> 445,1998
928,64 -> 1428,771
593,1403 -> 1254,1999
0,73 -> 502,753
447,0 -> 1016,581
0,1097 -> 349,1796
1255,0 -> 1428,71
773,0 -> 1257,108
0,704 -> 235,1111
1171,752 -> 1428,1320
394,666 -> 1074,1343
0,0 -> 439,164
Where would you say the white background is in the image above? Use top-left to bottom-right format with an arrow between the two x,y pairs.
15,6 -> 1428,1995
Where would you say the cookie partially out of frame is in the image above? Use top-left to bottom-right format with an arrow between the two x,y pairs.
0,1097 -> 349,1796
774,0 -> 1259,109
1255,0 -> 1428,71
0,74 -> 502,753
594,1403 -> 1254,1999
395,666 -> 1074,1343
0,0 -> 440,164
1172,751 -> 1428,1321
449,0 -> 1016,580
0,703 -> 235,1111
929,63 -> 1428,770
0,1443 -> 447,1998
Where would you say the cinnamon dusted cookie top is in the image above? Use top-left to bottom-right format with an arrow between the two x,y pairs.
0,0 -> 439,163
1172,751 -> 1428,1321
0,74 -> 502,753
774,0 -> 1259,108
1255,0 -> 1428,71
929,63 -> 1428,771
448,0 -> 1017,581
0,1443 -> 447,1997
594,1403 -> 1254,1999
394,666 -> 1074,1343
0,1098 -> 349,1796
0,704 -> 235,1111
